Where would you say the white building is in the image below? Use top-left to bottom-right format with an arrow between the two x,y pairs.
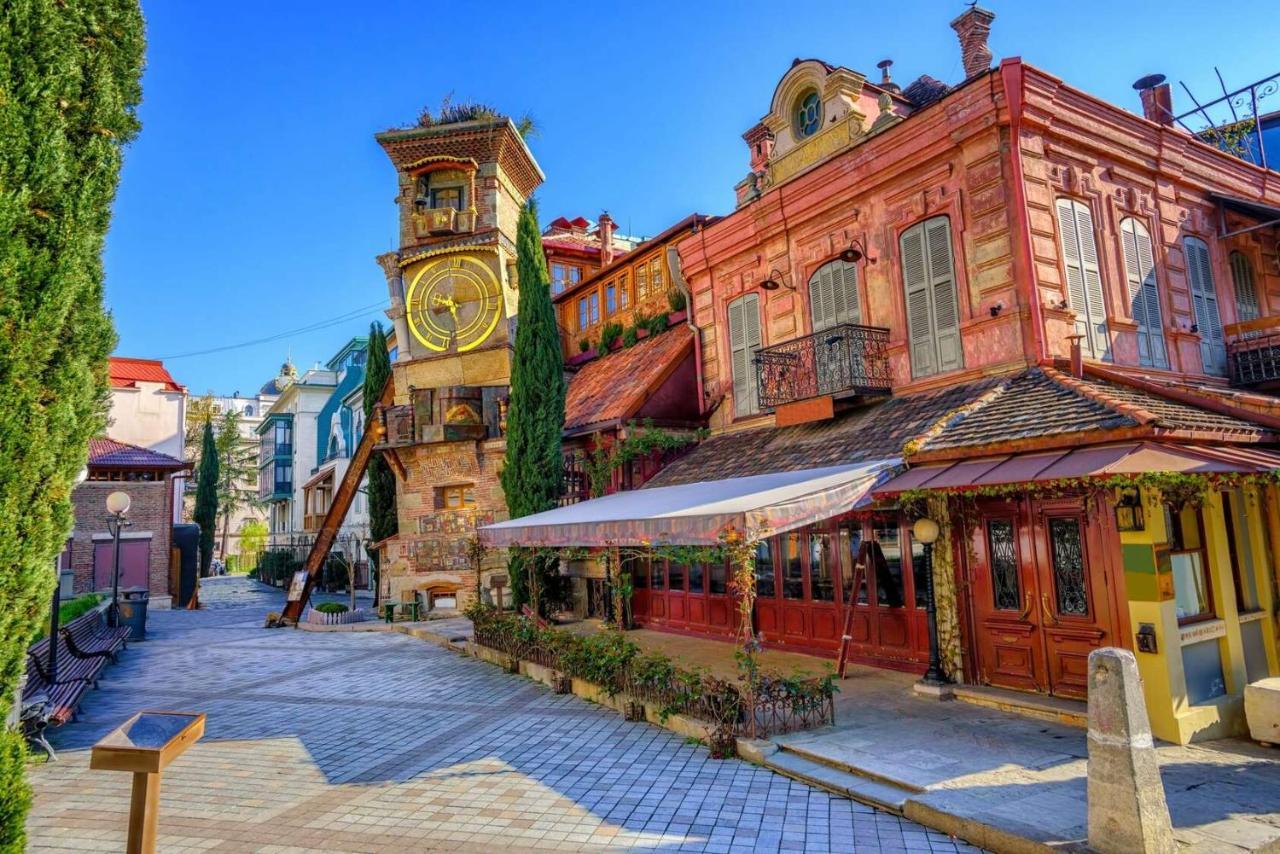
107,357 -> 188,523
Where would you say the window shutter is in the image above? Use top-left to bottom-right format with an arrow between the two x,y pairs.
1120,218 -> 1167,369
809,259 -> 860,331
809,265 -> 833,332
925,217 -> 962,371
902,223 -> 936,378
1057,199 -> 1110,360
1186,237 -> 1226,374
1230,251 -> 1260,323
729,295 -> 761,416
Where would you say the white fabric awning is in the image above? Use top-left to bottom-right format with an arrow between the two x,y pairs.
478,458 -> 900,547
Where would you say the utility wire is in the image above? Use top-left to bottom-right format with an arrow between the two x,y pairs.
158,301 -> 387,360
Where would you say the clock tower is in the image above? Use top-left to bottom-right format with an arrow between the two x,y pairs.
373,114 -> 544,606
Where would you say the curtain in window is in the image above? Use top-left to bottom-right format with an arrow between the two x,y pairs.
1185,237 -> 1226,375
901,216 -> 962,378
728,294 -> 762,417
1055,198 -> 1110,360
1119,217 -> 1167,369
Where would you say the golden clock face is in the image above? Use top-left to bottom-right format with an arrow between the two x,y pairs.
405,254 -> 503,353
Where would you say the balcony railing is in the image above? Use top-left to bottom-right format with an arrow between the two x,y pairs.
1226,315 -> 1280,388
412,207 -> 476,239
754,323 -> 892,409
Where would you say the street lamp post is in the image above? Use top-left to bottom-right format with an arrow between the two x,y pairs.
106,491 -> 132,628
912,516 -> 949,688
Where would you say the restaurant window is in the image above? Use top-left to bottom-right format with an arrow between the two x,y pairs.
728,294 -> 763,417
781,533 -> 804,599
430,186 -> 463,211
754,540 -> 776,598
605,282 -> 617,315
619,273 -> 630,309
627,554 -> 648,588
667,560 -> 686,592
808,531 -> 836,602
873,520 -> 906,607
901,216 -> 963,378
709,559 -> 728,595
986,519 -> 1021,611
650,558 -> 665,590
688,562 -> 704,595
1165,505 -> 1214,624
840,522 -> 864,604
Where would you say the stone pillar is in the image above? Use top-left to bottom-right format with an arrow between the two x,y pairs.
376,252 -> 411,362
1087,647 -> 1175,854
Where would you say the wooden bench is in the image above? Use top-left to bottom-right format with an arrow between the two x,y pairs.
21,605 -> 130,759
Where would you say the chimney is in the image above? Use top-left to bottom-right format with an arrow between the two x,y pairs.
1133,74 -> 1173,126
598,212 -> 615,267
950,5 -> 996,80
743,123 -> 774,174
1067,334 -> 1085,379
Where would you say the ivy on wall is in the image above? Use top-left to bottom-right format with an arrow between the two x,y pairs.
584,420 -> 708,498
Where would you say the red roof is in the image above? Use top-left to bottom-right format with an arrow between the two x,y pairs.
88,437 -> 187,470
109,357 -> 185,392
564,327 -> 694,434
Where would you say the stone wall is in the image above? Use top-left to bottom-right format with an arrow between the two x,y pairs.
69,479 -> 173,600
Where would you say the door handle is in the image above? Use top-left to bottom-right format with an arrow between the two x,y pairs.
1018,592 -> 1033,622
1040,593 -> 1059,626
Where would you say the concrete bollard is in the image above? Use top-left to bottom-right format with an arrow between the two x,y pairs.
1086,647 -> 1174,854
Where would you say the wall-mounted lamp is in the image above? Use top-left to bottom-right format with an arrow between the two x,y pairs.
760,269 -> 796,292
1114,486 -> 1145,532
989,301 -> 1005,318
839,238 -> 877,265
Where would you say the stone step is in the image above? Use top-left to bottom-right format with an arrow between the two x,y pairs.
776,741 -> 929,793
952,684 -> 1087,729
764,750 -> 912,815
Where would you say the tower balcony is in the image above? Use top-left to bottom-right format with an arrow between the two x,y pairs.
1226,315 -> 1280,389
754,323 -> 892,409
412,207 -> 476,239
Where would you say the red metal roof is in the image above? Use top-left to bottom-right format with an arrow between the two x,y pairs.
108,357 -> 185,392
88,437 -> 187,470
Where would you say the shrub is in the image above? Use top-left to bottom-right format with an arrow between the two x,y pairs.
32,594 -> 102,642
597,321 -> 624,357
578,338 -> 591,353
622,326 -> 639,348
315,602 -> 349,615
667,289 -> 687,312
646,312 -> 670,336
0,732 -> 31,850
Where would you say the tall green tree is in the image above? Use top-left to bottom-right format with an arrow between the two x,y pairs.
0,1 -> 145,847
500,200 -> 566,610
184,397 -> 261,558
363,323 -> 397,601
193,419 -> 219,576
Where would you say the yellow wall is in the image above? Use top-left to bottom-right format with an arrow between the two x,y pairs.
1120,486 -> 1279,744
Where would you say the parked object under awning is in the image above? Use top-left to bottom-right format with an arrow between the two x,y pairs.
479,458 -> 900,547
876,442 -> 1280,495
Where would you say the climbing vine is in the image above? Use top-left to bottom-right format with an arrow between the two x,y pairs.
585,420 -> 708,498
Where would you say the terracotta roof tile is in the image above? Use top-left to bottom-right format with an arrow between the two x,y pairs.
108,357 -> 184,392
564,327 -> 694,434
647,377 -> 1004,487
88,437 -> 186,469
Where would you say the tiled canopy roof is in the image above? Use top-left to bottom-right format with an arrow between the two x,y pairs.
647,377 -> 1004,487
109,357 -> 184,392
565,327 -> 694,435
88,437 -> 186,470
917,367 -> 1271,456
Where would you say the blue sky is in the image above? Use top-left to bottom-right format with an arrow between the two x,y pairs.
108,0 -> 1279,395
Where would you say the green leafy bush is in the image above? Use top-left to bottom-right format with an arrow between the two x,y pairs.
0,732 -> 32,850
32,594 -> 103,642
667,289 -> 687,312
597,321 -> 624,357
578,338 -> 591,353
646,312 -> 670,336
622,326 -> 639,348
315,602 -> 349,615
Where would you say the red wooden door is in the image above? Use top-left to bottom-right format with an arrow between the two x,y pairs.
754,541 -> 783,641
805,530 -> 843,651
777,533 -> 810,645
665,560 -> 689,625
969,502 -> 1047,693
1029,500 -> 1114,699
93,539 -> 151,591
841,517 -> 926,665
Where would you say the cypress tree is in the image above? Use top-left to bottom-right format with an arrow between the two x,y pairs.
363,323 -> 397,544
0,1 -> 145,846
193,419 -> 219,576
500,200 -> 566,609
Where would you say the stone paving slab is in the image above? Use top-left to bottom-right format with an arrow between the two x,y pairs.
26,577 -> 979,853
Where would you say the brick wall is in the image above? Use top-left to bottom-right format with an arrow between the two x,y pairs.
69,480 -> 173,599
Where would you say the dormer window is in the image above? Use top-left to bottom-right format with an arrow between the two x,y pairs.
793,90 -> 822,139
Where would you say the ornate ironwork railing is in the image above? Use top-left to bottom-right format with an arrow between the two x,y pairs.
754,322 -> 892,409
1226,315 -> 1280,387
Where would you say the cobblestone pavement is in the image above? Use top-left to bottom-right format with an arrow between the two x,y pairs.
27,577 -> 981,853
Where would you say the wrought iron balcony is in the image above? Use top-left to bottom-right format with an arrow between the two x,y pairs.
412,207 -> 476,238
1226,315 -> 1280,388
754,323 -> 892,409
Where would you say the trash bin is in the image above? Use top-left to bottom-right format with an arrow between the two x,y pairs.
118,587 -> 149,641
